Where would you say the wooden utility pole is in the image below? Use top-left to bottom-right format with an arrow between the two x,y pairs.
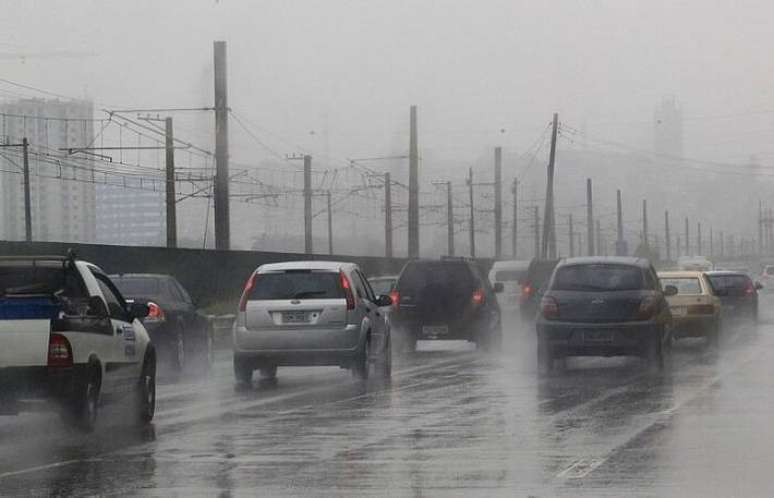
568,214 -> 575,257
326,190 -> 333,255
511,178 -> 518,258
21,138 -> 31,242
541,113 -> 559,259
163,118 -> 177,248
468,167 -> 475,258
408,105 -> 419,258
384,172 -> 393,258
586,178 -> 594,256
494,147 -> 502,259
303,155 -> 313,253
213,41 -> 230,250
664,210 -> 671,262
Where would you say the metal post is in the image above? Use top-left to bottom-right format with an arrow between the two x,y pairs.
22,137 -> 31,242
213,41 -> 230,250
165,118 -> 177,248
586,178 -> 594,256
494,146 -> 502,259
468,167 -> 475,258
408,105 -> 419,257
384,172 -> 393,258
303,155 -> 313,253
327,190 -> 333,255
541,113 -> 559,258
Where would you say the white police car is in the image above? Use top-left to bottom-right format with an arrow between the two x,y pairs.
0,255 -> 156,432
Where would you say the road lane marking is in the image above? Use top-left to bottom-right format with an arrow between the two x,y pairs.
0,458 -> 100,480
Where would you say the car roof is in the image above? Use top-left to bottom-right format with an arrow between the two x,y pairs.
368,275 -> 397,280
257,260 -> 356,273
658,270 -> 705,278
491,260 -> 531,270
558,256 -> 650,268
110,273 -> 172,279
705,270 -> 751,277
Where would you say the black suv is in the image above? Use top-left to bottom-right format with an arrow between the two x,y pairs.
390,258 -> 503,353
706,271 -> 760,323
535,257 -> 674,374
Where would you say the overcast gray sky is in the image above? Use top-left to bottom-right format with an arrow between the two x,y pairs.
1,0 -> 773,168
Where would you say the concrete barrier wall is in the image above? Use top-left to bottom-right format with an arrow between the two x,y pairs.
0,241 -> 410,309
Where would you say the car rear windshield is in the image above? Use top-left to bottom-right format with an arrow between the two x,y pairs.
494,270 -> 525,282
369,278 -> 395,295
113,277 -> 161,297
248,271 -> 344,300
708,274 -> 751,292
551,264 -> 644,292
0,262 -> 84,298
398,262 -> 476,293
660,277 -> 702,295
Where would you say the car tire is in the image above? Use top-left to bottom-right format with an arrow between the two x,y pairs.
137,353 -> 156,425
537,337 -> 553,376
65,364 -> 100,433
233,356 -> 253,386
258,365 -> 278,380
352,337 -> 370,380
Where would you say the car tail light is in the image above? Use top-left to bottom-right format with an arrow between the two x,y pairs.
637,295 -> 659,320
48,333 -> 73,368
340,271 -> 355,310
389,289 -> 400,310
745,283 -> 755,296
540,296 -> 559,319
472,288 -> 485,306
239,272 -> 258,312
520,283 -> 533,303
688,304 -> 715,315
145,301 -> 165,323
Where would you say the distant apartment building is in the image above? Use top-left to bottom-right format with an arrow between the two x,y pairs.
654,96 -> 683,157
95,185 -> 165,246
0,98 -> 96,242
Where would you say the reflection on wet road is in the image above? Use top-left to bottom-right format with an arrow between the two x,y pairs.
2,301 -> 774,496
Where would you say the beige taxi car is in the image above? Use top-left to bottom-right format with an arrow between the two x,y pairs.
658,270 -> 721,347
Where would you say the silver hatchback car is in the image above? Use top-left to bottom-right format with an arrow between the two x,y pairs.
233,261 -> 393,384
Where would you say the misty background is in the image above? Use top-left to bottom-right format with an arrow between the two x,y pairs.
0,0 -> 772,258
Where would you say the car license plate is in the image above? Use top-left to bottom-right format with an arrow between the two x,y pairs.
422,325 -> 449,336
583,330 -> 614,343
283,311 -> 308,323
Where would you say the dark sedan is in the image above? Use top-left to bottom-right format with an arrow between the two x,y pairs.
111,273 -> 212,375
535,257 -> 675,374
706,271 -> 760,323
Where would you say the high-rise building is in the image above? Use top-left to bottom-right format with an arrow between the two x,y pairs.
95,185 -> 165,246
654,96 -> 683,157
0,98 -> 96,242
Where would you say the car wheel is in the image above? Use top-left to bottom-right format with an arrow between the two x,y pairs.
137,353 -> 156,425
537,337 -> 553,376
352,337 -> 370,380
258,365 -> 278,380
233,356 -> 253,386
64,365 -> 100,432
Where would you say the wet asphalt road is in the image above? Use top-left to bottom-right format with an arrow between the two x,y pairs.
2,300 -> 774,497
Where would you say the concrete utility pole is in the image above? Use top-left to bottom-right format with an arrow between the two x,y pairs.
586,178 -> 594,256
533,206 -> 540,258
759,201 -> 763,255
709,227 -> 714,257
22,137 -> 31,242
615,189 -> 626,256
408,105 -> 419,258
596,219 -> 602,256
684,217 -> 690,256
511,178 -> 518,258
468,167 -> 475,258
164,118 -> 177,248
384,172 -> 393,258
446,181 -> 454,256
642,199 -> 648,248
541,113 -> 559,259
676,234 -> 681,258
494,147 -> 502,259
697,222 -> 702,255
326,190 -> 333,255
568,214 -> 575,257
303,155 -> 313,253
665,210 -> 671,262
213,41 -> 230,250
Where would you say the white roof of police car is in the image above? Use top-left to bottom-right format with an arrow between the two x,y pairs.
256,261 -> 356,273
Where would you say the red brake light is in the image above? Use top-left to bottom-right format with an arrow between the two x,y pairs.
145,301 -> 165,322
389,290 -> 400,310
540,296 -> 559,319
520,283 -> 533,303
239,272 -> 258,312
48,333 -> 73,368
637,295 -> 658,320
472,288 -> 485,306
340,271 -> 355,310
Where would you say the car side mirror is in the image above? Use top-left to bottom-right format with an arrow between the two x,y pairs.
663,285 -> 678,297
493,282 -> 505,293
86,296 -> 108,318
130,301 -> 150,319
755,281 -> 764,290
375,294 -> 393,307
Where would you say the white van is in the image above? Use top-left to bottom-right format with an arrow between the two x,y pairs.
488,260 -> 530,313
